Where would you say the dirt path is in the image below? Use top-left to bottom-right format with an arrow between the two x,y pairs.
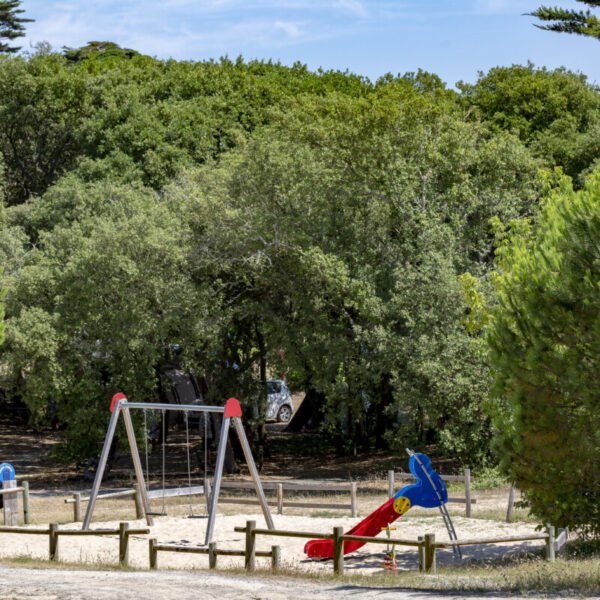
0,566 -> 521,600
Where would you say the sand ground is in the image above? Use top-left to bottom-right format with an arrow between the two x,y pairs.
0,509 -> 543,573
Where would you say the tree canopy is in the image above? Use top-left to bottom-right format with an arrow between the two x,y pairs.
0,47 -> 598,483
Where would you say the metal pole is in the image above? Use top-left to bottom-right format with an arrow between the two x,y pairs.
232,416 -> 275,530
120,402 -> 224,413
204,415 -> 230,545
82,402 -> 122,529
121,405 -> 154,526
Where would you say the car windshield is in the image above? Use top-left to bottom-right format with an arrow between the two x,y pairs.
266,381 -> 282,394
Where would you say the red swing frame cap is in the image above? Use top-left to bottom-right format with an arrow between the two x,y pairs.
224,397 -> 242,418
110,392 -> 127,413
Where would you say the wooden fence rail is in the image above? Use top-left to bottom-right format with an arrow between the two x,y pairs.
66,480 -> 358,522
148,537 -> 280,571
0,522 -> 149,566
235,520 -> 561,576
387,470 -> 475,517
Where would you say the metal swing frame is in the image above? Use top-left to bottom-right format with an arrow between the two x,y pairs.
82,396 -> 275,546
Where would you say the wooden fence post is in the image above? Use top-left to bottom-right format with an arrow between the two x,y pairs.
350,482 -> 357,518
271,545 -> 281,571
133,483 -> 143,520
545,525 -> 556,562
417,535 -> 425,573
22,481 -> 30,525
208,542 -> 217,569
119,522 -> 130,567
333,526 -> 344,576
245,520 -> 256,572
464,469 -> 472,518
424,533 -> 436,574
506,485 -> 515,522
73,493 -> 82,522
388,470 -> 395,498
276,484 -> 284,515
149,538 -> 157,569
49,523 -> 59,561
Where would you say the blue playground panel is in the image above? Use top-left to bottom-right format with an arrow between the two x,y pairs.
0,463 -> 16,482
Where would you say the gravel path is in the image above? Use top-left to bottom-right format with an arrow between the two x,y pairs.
0,566 -> 520,600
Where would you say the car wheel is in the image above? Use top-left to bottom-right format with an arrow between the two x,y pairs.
277,405 -> 292,423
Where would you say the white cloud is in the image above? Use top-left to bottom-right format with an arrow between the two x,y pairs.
473,0 -> 540,14
332,0 -> 369,18
273,20 -> 303,38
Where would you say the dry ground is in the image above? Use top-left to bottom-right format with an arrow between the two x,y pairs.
1,484 -> 537,573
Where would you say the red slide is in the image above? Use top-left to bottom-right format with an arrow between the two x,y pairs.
304,497 -> 403,558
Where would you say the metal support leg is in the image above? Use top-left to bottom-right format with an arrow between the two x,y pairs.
233,416 -> 275,530
121,406 -> 154,526
204,416 -> 230,545
82,403 -> 122,529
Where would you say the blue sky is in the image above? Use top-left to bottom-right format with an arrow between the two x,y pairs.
22,0 -> 599,86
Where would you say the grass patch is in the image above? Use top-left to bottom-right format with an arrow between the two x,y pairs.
1,554 -> 137,572
233,557 -> 600,595
3,548 -> 598,595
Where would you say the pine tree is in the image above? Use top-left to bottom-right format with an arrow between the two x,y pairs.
0,0 -> 33,54
530,0 -> 600,40
488,169 -> 600,536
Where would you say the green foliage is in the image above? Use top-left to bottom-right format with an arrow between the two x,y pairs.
0,53 -> 92,204
168,83 -> 540,465
459,64 -> 600,183
487,169 -> 600,536
0,0 -> 32,54
1,177 -> 212,457
0,50 -> 581,470
530,1 -> 600,40
0,50 -> 374,206
63,41 -> 140,63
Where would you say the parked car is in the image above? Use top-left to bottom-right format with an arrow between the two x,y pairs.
265,380 -> 294,423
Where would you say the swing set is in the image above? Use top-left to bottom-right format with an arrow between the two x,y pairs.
82,393 -> 275,546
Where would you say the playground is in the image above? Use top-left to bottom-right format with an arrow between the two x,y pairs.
0,395 -> 559,581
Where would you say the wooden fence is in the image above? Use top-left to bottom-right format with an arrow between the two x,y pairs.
65,479 -> 358,522
0,518 -> 566,574
64,484 -> 207,522
0,522 -> 149,566
148,537 -> 281,571
387,469 -> 476,517
1,480 -> 31,525
219,481 -> 358,517
234,520 -> 562,576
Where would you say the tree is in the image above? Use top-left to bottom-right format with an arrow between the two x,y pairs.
172,80 -> 540,464
459,64 -> 600,184
0,0 -> 32,54
530,1 -> 600,40
487,169 -> 600,536
1,175 -> 210,459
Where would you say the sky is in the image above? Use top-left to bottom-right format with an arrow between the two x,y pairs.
21,0 -> 599,86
